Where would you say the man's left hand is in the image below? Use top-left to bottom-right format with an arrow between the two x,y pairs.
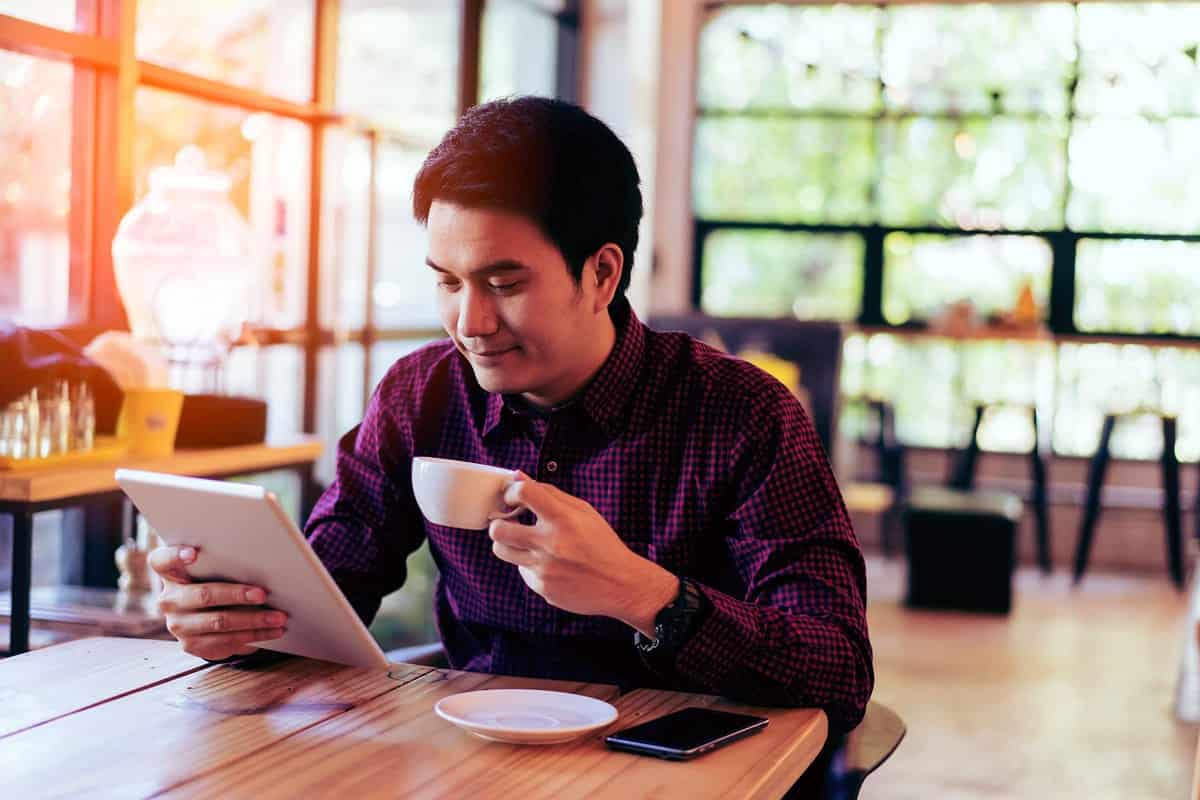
488,474 -> 679,636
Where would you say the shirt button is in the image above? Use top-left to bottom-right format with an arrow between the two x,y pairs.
545,460 -> 558,473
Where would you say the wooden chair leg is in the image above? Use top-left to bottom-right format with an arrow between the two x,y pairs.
1074,414 -> 1116,584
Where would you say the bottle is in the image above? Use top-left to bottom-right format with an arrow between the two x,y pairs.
71,381 -> 95,451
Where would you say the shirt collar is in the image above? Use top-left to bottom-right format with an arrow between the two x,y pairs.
481,298 -> 644,439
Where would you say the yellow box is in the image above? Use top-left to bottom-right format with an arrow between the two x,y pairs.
117,389 -> 184,457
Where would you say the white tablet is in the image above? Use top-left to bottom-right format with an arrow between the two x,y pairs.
115,468 -> 391,670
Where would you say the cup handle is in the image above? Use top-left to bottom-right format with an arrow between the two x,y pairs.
487,506 -> 526,522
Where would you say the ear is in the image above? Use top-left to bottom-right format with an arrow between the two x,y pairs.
590,243 -> 624,314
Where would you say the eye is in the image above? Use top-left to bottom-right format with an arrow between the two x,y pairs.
488,281 -> 521,294
436,279 -> 461,292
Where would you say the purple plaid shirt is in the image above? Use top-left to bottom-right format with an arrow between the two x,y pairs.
306,300 -> 873,729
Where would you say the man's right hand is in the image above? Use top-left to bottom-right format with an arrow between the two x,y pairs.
148,545 -> 288,662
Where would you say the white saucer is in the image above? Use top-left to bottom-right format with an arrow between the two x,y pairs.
434,689 -> 619,745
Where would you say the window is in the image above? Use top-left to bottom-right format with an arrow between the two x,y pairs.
136,0 -> 315,101
0,51 -> 77,326
0,0 -> 575,648
480,0 -> 561,102
696,3 -> 1200,457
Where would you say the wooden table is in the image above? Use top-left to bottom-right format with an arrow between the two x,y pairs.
0,638 -> 828,799
0,437 -> 323,655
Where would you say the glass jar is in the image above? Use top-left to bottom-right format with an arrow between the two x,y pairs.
111,146 -> 254,391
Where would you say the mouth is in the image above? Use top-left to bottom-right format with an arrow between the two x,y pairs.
466,345 -> 519,362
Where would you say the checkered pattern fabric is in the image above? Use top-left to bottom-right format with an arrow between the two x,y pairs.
306,300 -> 873,729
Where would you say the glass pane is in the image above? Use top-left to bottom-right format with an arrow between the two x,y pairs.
337,0 -> 460,139
879,118 -> 1067,230
224,344 -> 303,439
135,88 -> 311,328
698,5 -> 881,112
856,334 -> 965,449
693,117 -> 874,224
1074,239 -> 1200,336
320,129 -> 371,329
1053,343 -> 1174,459
1076,3 -> 1200,116
1067,119 -> 1200,235
136,0 -> 315,102
375,142 -> 438,329
1161,348 -> 1200,462
315,344 -> 365,485
2,0 -> 76,30
882,233 -> 1052,325
0,51 -> 74,327
958,341 -> 1055,452
480,0 -> 558,102
700,230 -> 863,320
882,4 -> 1076,115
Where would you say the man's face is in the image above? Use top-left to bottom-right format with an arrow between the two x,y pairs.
426,201 -> 609,408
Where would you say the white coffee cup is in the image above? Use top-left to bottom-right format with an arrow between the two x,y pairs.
411,456 -> 520,529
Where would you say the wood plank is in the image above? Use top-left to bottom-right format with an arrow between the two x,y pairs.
161,670 -> 623,799
0,437 -> 322,503
0,13 -> 119,68
138,62 -> 323,121
162,673 -> 822,800
0,653 -> 431,798
0,637 -> 206,738
531,690 -> 827,800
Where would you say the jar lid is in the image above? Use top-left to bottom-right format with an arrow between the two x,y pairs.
148,146 -> 232,194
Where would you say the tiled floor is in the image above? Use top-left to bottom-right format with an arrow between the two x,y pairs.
861,556 -> 1196,800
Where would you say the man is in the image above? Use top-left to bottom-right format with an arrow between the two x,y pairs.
149,97 -> 873,731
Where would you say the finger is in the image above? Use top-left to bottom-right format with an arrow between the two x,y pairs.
491,539 -> 538,568
488,518 -> 542,551
160,582 -> 268,612
502,479 -> 566,520
486,506 -> 526,522
168,608 -> 289,638
149,545 -> 199,585
185,628 -> 286,660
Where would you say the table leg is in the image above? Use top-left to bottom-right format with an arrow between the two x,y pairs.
1073,414 -> 1116,584
9,509 -> 34,655
1161,417 -> 1183,589
1030,408 -> 1052,574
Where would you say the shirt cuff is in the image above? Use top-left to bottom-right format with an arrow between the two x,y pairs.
671,582 -> 764,690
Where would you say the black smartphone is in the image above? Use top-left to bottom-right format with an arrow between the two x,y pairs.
604,706 -> 769,761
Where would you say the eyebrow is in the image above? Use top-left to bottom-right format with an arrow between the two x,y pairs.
425,258 -> 531,278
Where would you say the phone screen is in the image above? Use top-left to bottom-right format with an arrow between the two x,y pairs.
604,707 -> 769,759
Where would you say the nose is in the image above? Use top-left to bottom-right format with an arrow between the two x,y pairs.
456,284 -> 499,341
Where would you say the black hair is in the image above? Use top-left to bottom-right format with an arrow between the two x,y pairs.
413,96 -> 642,301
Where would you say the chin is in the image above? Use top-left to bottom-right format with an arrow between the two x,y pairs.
470,366 -> 528,396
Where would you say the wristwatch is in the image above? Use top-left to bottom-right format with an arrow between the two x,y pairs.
634,577 -> 707,656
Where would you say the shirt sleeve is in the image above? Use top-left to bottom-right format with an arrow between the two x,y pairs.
670,382 -> 874,732
304,378 -> 426,626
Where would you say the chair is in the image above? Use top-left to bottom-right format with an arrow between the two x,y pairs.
785,700 -> 907,799
947,403 -> 1051,573
1072,412 -> 1184,587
